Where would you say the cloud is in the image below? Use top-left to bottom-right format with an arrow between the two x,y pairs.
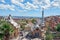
0,0 -> 60,11
32,0 -> 51,9
11,0 -> 24,3
32,0 -> 60,9
25,2 -> 39,10
40,0 -> 51,9
11,0 -> 39,10
11,0 -> 25,9
0,0 -> 5,3
51,0 -> 60,8
32,0 -> 41,5
11,0 -> 51,10
11,0 -> 50,10
0,4 -> 15,11
53,2 -> 59,7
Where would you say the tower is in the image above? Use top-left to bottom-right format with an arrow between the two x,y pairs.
41,8 -> 45,27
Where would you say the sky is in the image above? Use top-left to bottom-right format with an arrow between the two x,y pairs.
0,0 -> 60,17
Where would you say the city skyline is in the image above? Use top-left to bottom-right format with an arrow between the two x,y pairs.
0,0 -> 60,17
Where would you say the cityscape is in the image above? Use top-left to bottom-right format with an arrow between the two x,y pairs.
0,0 -> 60,40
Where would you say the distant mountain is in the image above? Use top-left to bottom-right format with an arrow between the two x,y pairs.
12,16 -> 41,18
2,16 -> 41,19
45,15 -> 60,18
0,15 -> 60,19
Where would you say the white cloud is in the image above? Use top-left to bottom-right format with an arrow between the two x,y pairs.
41,0 -> 51,9
11,0 -> 39,10
11,0 -> 50,10
32,0 -> 51,9
11,0 -> 25,9
1,0 -> 59,11
53,2 -> 59,7
32,0 -> 60,9
51,0 -> 60,8
32,0 -> 41,5
25,2 -> 39,10
11,0 -> 24,3
0,4 -> 15,11
0,0 -> 5,3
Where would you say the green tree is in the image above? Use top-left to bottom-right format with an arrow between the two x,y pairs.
46,33 -> 53,40
55,23 -> 60,32
0,21 -> 14,40
31,18 -> 37,24
45,27 -> 53,40
20,24 -> 25,30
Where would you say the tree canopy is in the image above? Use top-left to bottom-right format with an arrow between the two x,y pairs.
55,23 -> 60,32
0,20 -> 14,40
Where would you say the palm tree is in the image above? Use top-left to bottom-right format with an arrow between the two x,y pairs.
0,21 -> 14,40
